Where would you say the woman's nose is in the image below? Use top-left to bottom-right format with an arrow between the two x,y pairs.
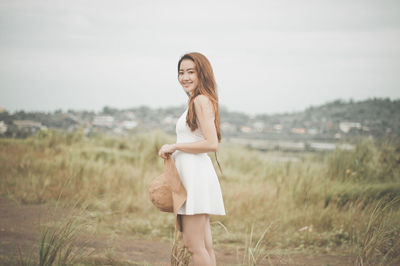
182,73 -> 189,81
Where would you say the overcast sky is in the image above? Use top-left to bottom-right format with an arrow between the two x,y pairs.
1,0 -> 399,115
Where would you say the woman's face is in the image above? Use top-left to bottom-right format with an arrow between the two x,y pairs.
178,59 -> 199,95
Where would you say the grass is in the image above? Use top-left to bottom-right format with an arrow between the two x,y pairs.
354,196 -> 400,266
14,200 -> 94,266
1,128 -> 400,264
37,215 -> 86,265
171,229 -> 191,266
238,222 -> 276,265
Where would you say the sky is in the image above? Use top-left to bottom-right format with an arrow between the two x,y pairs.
1,0 -> 399,115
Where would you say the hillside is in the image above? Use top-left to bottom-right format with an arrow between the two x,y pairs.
0,97 -> 399,143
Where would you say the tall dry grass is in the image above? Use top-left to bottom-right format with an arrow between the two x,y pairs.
171,230 -> 191,266
14,199 -> 93,266
1,128 -> 399,265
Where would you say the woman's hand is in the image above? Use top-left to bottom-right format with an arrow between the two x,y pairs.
158,144 -> 176,159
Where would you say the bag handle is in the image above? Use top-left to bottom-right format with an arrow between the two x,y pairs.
214,151 -> 223,176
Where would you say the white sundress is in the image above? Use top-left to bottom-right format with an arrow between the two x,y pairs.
171,107 -> 226,216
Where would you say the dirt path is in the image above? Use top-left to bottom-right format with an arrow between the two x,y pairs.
0,197 -> 354,265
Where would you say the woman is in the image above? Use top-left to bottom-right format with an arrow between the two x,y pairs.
158,52 -> 226,266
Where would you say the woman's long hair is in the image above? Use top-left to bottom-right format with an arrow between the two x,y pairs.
177,52 -> 223,174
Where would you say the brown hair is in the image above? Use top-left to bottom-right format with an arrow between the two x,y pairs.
177,52 -> 223,174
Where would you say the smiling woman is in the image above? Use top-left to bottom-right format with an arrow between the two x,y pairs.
158,52 -> 225,266
178,60 -> 200,96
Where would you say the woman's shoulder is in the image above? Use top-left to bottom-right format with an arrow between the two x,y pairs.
193,95 -> 215,120
193,94 -> 213,109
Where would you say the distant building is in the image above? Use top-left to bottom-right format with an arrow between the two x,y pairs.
339,122 -> 361,133
292,128 -> 306,134
273,124 -> 282,131
92,116 -> 114,127
221,122 -> 236,133
0,121 -> 7,134
121,120 -> 138,130
252,121 -> 265,132
13,120 -> 47,132
240,126 -> 253,133
307,128 -> 319,135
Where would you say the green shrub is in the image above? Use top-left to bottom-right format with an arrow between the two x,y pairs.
326,137 -> 400,182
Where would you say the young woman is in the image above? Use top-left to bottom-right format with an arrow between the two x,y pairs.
158,52 -> 226,266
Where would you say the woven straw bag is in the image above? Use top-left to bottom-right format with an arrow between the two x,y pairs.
149,156 -> 187,232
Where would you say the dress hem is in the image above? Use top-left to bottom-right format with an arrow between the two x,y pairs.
178,212 -> 226,216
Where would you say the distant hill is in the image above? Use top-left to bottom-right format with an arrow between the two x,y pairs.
1,97 -> 399,143
219,97 -> 400,142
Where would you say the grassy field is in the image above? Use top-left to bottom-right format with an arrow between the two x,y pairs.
1,128 -> 399,265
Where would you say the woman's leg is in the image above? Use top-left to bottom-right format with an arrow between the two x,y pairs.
204,214 -> 216,266
182,214 -> 211,266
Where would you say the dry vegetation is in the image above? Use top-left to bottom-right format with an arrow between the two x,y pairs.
0,128 -> 399,265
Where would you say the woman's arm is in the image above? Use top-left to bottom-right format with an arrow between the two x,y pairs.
158,95 -> 218,158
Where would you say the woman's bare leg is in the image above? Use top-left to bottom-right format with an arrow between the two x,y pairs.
182,214 -> 211,266
204,215 -> 216,266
